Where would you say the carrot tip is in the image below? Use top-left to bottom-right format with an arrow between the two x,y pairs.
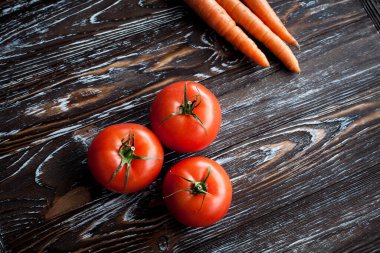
290,66 -> 301,74
260,58 -> 270,68
294,40 -> 300,50
254,58 -> 270,68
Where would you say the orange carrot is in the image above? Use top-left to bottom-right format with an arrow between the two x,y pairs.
184,0 -> 269,67
216,0 -> 300,73
242,0 -> 299,48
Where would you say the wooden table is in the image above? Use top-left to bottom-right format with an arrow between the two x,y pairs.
1,0 -> 380,252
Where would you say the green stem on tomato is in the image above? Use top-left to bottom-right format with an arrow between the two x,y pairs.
163,166 -> 212,211
109,129 -> 156,192
160,82 -> 207,134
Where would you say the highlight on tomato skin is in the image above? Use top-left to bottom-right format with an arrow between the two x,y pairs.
87,123 -> 164,193
150,81 -> 222,153
162,156 -> 232,227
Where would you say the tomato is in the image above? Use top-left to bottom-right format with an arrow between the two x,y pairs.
150,81 -> 221,152
162,156 -> 232,227
88,123 -> 164,193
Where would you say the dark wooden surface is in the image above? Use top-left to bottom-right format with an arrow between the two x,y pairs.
1,0 -> 380,252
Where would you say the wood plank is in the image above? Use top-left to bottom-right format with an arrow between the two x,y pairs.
360,0 -> 380,31
0,0 -> 375,155
0,0 -> 379,252
185,164 -> 380,252
2,90 -> 379,251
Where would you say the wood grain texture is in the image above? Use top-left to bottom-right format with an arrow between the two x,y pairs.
1,0 -> 380,252
360,0 -> 380,31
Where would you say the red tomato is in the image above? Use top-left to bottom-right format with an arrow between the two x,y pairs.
88,123 -> 164,193
150,81 -> 221,152
162,156 -> 232,227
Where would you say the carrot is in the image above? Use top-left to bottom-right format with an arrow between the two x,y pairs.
242,0 -> 299,48
184,0 -> 269,67
216,0 -> 300,73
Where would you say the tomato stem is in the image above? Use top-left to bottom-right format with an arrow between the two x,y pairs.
163,166 -> 211,210
109,129 -> 156,192
160,82 -> 207,134
163,188 -> 192,199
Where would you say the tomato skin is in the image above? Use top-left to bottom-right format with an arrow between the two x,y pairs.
162,157 -> 232,227
150,81 -> 221,152
88,123 -> 164,193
